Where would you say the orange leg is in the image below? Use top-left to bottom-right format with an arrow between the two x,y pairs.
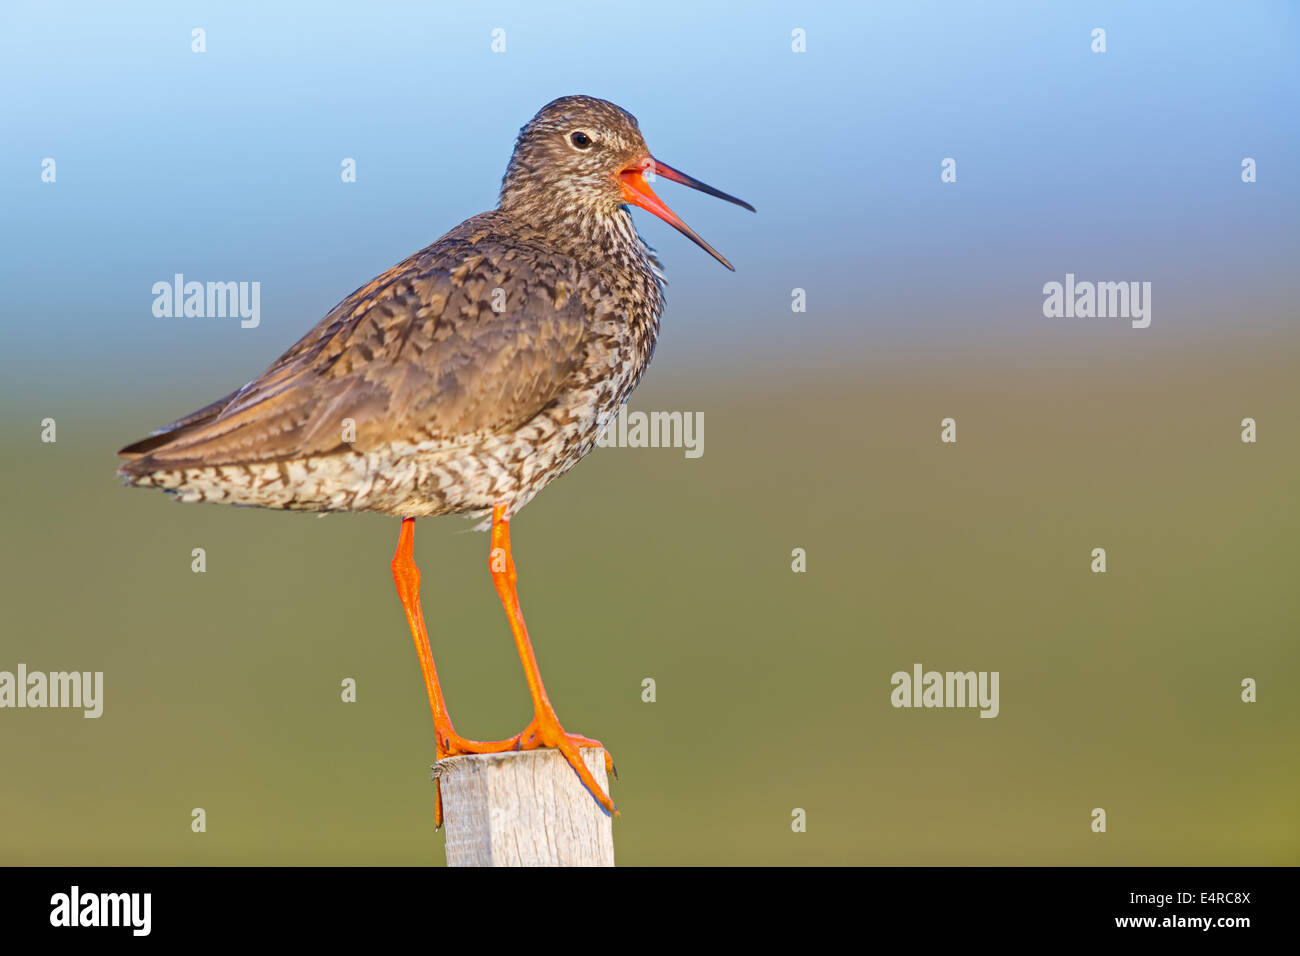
393,515 -> 617,827
488,505 -> 619,817
392,518 -> 520,828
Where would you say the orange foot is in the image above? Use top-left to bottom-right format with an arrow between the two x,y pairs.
433,707 -> 618,823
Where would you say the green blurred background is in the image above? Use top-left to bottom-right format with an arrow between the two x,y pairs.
2,333 -> 1296,865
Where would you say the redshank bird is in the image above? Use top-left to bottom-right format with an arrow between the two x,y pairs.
117,95 -> 753,824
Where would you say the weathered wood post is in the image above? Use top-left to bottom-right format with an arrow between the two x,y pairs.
436,748 -> 615,866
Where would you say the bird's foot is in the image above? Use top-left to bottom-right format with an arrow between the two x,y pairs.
430,711 -> 618,820
435,729 -> 527,760
508,707 -> 619,817
428,727 -> 524,829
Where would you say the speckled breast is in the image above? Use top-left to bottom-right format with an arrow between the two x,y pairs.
395,255 -> 664,520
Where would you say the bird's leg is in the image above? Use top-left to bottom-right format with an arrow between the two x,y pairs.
391,517 -> 520,828
392,514 -> 617,825
488,505 -> 619,817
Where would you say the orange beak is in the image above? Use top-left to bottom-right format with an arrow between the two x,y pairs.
618,157 -> 755,271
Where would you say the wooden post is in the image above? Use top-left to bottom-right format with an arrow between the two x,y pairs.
436,748 -> 615,867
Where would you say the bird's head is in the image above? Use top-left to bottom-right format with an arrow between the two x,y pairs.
499,95 -> 754,270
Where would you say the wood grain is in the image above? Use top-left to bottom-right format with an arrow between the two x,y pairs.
438,748 -> 615,867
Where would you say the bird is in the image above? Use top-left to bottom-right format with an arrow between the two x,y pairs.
117,94 -> 754,825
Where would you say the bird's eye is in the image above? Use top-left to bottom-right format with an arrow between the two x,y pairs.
570,131 -> 593,149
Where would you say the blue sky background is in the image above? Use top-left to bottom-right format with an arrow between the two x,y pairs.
2,0 -> 1296,400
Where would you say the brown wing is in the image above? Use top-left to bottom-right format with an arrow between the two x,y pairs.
119,215 -> 588,474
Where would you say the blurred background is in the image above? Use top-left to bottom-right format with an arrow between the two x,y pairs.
1,1 -> 1296,865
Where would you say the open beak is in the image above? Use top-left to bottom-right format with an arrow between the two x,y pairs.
618,157 -> 755,271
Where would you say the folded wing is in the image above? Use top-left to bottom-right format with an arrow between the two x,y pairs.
119,226 -> 588,475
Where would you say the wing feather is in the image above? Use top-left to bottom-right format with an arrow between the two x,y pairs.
119,216 -> 588,475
